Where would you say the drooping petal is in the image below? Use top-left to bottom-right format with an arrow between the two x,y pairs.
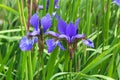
28,30 -> 40,36
32,37 -> 38,43
41,13 -> 52,33
75,18 -> 80,32
46,39 -> 57,53
113,0 -> 120,6
82,39 -> 94,48
59,34 -> 70,42
45,31 -> 59,37
19,36 -> 34,51
66,22 -> 76,37
58,18 -> 67,34
71,34 -> 85,42
57,41 -> 66,50
30,13 -> 39,31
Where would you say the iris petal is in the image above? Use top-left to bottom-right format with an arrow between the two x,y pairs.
75,18 -> 80,31
46,39 -> 57,53
58,18 -> 67,34
28,30 -> 40,36
45,31 -> 59,37
41,13 -> 52,33
19,36 -> 34,51
71,34 -> 85,42
66,22 -> 76,37
113,0 -> 120,6
30,13 -> 39,31
59,34 -> 70,42
82,39 -> 94,48
58,41 -> 66,50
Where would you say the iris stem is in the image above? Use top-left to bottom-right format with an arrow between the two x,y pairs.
64,50 -> 69,79
27,51 -> 33,80
70,59 -> 72,80
41,53 -> 45,80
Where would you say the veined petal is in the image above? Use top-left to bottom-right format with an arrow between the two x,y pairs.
59,34 -> 70,42
41,13 -> 52,33
113,0 -> 120,6
19,36 -> 34,51
32,37 -> 38,43
58,41 -> 66,50
66,22 -> 76,37
58,18 -> 67,34
71,34 -> 85,42
45,31 -> 59,37
82,39 -> 94,48
75,18 -> 80,32
46,39 -> 57,53
28,30 -> 40,36
30,13 -> 39,31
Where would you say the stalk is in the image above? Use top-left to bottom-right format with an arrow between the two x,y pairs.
27,51 -> 33,80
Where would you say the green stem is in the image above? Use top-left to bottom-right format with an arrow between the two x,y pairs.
41,53 -> 45,80
27,51 -> 33,80
70,59 -> 72,80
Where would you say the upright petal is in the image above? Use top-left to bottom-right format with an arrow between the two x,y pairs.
82,39 -> 94,48
19,36 -> 34,51
30,13 -> 39,31
54,0 -> 59,6
75,18 -> 80,32
41,13 -> 52,33
58,18 -> 67,34
66,22 -> 76,37
46,39 -> 57,53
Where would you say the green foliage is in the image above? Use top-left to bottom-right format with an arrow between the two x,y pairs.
0,0 -> 120,80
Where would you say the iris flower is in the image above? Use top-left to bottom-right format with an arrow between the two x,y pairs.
19,13 -> 52,51
39,0 -> 59,11
113,0 -> 120,6
46,17 -> 94,58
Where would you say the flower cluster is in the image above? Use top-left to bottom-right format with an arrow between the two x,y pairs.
19,0 -> 94,59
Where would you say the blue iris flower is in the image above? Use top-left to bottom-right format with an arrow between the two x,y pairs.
46,17 -> 94,54
19,13 -> 52,51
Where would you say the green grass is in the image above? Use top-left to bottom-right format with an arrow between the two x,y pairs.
0,0 -> 120,80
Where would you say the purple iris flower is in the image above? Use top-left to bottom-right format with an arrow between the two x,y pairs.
19,13 -> 52,51
113,0 -> 120,6
57,18 -> 94,47
46,17 -> 94,58
39,0 -> 59,10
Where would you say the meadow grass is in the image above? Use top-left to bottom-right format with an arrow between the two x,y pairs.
0,0 -> 120,80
